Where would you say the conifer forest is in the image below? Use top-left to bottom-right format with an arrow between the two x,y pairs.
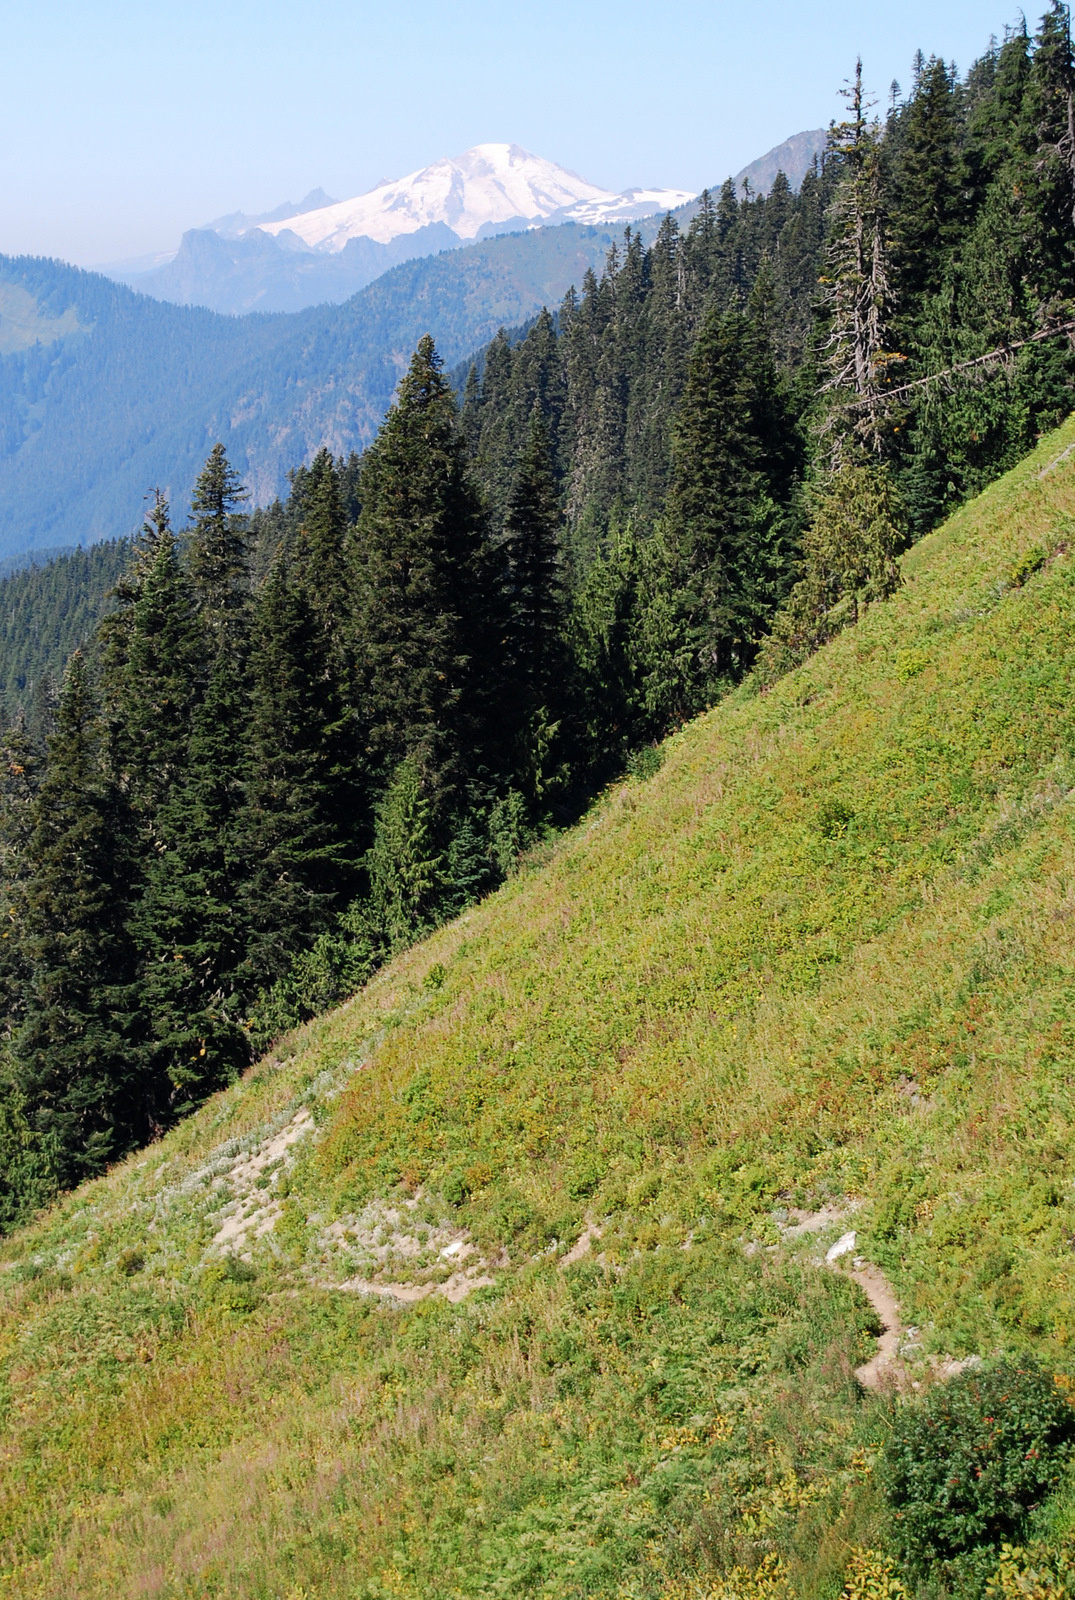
2,8 -> 1075,1223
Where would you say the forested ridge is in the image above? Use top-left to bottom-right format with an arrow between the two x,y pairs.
0,221 -> 620,557
2,7 -> 1074,1223
0,540 -> 129,728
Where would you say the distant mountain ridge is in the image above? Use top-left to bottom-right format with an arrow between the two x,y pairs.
202,188 -> 340,240
0,128 -> 836,560
0,222 -> 620,557
732,128 -> 826,195
103,133 -> 818,316
108,143 -> 692,314
122,222 -> 467,317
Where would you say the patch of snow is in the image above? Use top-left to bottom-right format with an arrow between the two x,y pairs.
440,1237 -> 472,1260
554,185 -> 695,226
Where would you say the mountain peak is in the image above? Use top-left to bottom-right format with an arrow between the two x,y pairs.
202,188 -> 340,241
259,144 -> 692,252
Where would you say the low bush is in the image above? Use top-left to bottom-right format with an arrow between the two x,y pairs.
883,1359 -> 1075,1577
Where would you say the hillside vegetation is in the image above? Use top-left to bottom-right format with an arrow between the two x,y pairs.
4,419 -> 1075,1596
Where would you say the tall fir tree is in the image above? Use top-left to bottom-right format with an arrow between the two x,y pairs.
500,413 -> 568,807
237,562 -> 348,996
0,716 -> 40,1034
130,648 -> 251,1118
188,443 -> 251,647
295,447 -> 351,646
107,498 -> 202,820
502,414 -> 566,719
15,654 -> 140,1179
664,306 -> 799,698
888,56 -> 968,311
354,335 -> 494,803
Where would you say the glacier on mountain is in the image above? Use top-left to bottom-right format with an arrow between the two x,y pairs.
259,144 -> 693,253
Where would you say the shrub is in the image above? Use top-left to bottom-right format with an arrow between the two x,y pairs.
442,1168 -> 470,1207
626,743 -> 664,781
200,1255 -> 262,1316
987,1542 -> 1075,1600
1009,546 -> 1048,588
883,1359 -> 1075,1576
840,1548 -> 909,1600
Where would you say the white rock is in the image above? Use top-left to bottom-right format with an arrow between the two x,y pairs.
826,1230 -> 857,1263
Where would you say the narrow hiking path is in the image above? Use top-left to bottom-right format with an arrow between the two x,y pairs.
844,1261 -> 904,1391
778,1209 -> 951,1391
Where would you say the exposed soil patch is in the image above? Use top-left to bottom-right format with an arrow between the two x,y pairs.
337,1266 -> 496,1304
561,1224 -> 603,1265
314,1200 -> 501,1302
210,1108 -> 315,1252
781,1203 -> 860,1239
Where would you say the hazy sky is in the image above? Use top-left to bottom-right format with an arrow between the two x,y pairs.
2,0 -> 1020,266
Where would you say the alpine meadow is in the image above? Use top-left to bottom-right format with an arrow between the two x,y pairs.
4,10 -> 1075,1598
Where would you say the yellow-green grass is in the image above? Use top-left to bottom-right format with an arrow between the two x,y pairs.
6,423 -> 1075,1596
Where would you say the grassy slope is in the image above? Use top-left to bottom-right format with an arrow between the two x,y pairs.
6,424 -> 1075,1596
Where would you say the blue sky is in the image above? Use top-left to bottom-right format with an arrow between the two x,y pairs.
2,0 -> 1023,265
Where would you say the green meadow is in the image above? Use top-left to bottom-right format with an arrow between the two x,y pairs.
6,421 -> 1075,1597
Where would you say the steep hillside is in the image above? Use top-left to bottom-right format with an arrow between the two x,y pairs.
0,224 -> 616,557
4,423 -> 1075,1596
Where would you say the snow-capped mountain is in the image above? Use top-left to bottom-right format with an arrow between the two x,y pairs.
260,144 -> 694,253
102,134 -> 819,316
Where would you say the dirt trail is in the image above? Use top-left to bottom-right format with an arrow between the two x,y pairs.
844,1262 -> 904,1391
779,1210 -> 907,1391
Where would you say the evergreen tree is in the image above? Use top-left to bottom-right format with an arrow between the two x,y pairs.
1027,3 -> 1075,281
108,499 -> 201,819
238,562 -> 348,996
498,413 -> 569,806
0,717 -> 40,1031
188,444 -> 251,645
15,654 -> 139,1179
367,751 -> 444,949
461,363 -> 482,454
663,306 -> 799,698
755,461 -> 902,684
295,447 -> 351,645
97,492 -> 174,763
503,414 -> 566,719
566,522 -> 651,770
130,649 -> 251,1117
889,56 -> 968,309
820,60 -> 900,461
354,336 -> 494,801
